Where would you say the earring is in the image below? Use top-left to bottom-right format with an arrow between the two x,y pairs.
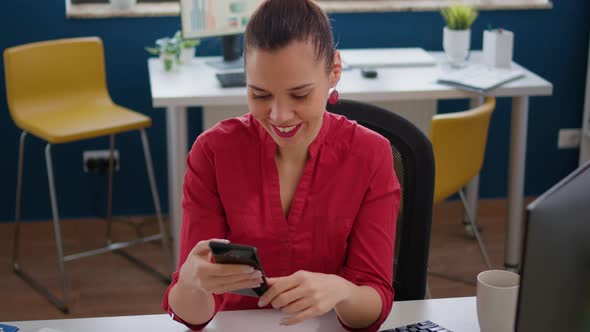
328,89 -> 339,105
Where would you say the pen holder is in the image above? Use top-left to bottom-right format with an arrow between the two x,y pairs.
483,29 -> 514,68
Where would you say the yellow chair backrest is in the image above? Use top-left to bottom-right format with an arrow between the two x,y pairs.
430,97 -> 496,203
3,37 -> 112,126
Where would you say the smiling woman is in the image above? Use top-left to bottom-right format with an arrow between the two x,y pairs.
161,1 -> 400,331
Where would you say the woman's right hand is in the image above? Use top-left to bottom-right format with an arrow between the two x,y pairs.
177,239 -> 264,295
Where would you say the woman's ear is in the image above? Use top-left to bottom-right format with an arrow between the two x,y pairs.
329,50 -> 342,88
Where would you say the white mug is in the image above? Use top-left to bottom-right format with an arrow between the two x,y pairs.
477,270 -> 520,332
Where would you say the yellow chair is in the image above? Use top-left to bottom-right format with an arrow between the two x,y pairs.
429,98 -> 496,280
4,37 -> 172,313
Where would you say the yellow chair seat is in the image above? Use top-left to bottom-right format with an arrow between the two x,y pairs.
430,98 -> 496,203
14,102 -> 151,144
4,37 -> 151,144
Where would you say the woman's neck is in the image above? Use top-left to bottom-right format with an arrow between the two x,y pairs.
275,145 -> 308,165
275,112 -> 324,164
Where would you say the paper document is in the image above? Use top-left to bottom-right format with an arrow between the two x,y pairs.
437,64 -> 525,93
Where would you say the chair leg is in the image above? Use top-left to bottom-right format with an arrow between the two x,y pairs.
140,129 -> 174,275
462,176 -> 482,239
12,132 -> 26,270
428,191 -> 493,285
45,144 -> 70,312
99,130 -> 172,284
106,134 -> 115,243
14,142 -> 70,314
459,190 -> 493,270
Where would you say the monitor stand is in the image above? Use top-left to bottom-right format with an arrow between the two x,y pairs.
205,34 -> 244,70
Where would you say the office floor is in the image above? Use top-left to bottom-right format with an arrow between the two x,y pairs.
0,198 -> 531,322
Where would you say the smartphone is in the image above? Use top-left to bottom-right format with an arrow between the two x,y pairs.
208,241 -> 269,297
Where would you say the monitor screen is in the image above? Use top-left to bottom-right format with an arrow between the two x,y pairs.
516,160 -> 590,331
180,0 -> 261,39
584,270 -> 590,331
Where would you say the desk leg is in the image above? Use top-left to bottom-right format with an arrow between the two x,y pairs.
464,97 -> 485,231
506,96 -> 529,271
166,106 -> 188,267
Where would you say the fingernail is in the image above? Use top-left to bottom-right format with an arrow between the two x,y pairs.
252,271 -> 262,278
245,267 -> 254,272
257,301 -> 264,307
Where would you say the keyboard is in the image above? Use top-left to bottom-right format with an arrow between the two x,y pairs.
379,320 -> 453,332
216,71 -> 246,88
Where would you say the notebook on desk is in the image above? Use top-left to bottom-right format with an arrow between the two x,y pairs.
341,48 -> 437,68
437,64 -> 525,93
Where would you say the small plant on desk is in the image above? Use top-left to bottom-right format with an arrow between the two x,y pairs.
440,4 -> 478,67
174,30 -> 201,65
145,31 -> 200,71
145,37 -> 179,71
441,3 -> 478,30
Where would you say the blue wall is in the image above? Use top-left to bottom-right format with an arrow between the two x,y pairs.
0,1 -> 588,222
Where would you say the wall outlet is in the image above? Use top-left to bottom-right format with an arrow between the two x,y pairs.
557,128 -> 581,149
83,150 -> 120,173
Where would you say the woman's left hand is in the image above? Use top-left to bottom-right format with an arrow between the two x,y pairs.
257,270 -> 352,325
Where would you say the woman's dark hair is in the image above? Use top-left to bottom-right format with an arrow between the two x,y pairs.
244,0 -> 335,72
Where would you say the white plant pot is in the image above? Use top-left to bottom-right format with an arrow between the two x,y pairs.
443,26 -> 471,67
181,47 -> 194,65
110,0 -> 136,10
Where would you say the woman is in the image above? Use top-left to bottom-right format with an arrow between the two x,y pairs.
163,0 -> 400,331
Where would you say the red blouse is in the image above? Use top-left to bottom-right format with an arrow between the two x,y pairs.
163,111 -> 400,332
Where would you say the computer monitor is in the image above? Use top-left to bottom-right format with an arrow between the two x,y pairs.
515,160 -> 590,331
180,0 -> 261,70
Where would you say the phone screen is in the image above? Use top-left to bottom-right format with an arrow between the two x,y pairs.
208,242 -> 269,297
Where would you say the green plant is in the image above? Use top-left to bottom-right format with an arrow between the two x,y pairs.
145,37 -> 179,57
145,31 -> 200,68
441,3 -> 478,30
173,30 -> 201,50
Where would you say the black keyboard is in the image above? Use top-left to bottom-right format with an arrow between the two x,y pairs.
216,71 -> 246,88
379,320 -> 453,332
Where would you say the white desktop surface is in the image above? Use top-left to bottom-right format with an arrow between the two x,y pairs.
149,51 -> 551,107
4,297 -> 478,332
148,49 -> 553,271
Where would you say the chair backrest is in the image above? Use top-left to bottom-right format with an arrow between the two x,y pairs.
3,37 -> 112,124
327,99 -> 435,301
430,97 -> 496,203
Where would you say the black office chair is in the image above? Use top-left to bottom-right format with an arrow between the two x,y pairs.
327,99 -> 435,301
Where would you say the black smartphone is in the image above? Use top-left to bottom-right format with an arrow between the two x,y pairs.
208,242 -> 269,297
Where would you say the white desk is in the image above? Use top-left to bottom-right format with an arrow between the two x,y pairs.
4,296 -> 479,332
148,50 -> 553,270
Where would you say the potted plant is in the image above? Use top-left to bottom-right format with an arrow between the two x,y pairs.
173,31 -> 201,65
441,4 -> 478,67
145,37 -> 180,72
109,0 -> 136,10
146,32 -> 201,71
